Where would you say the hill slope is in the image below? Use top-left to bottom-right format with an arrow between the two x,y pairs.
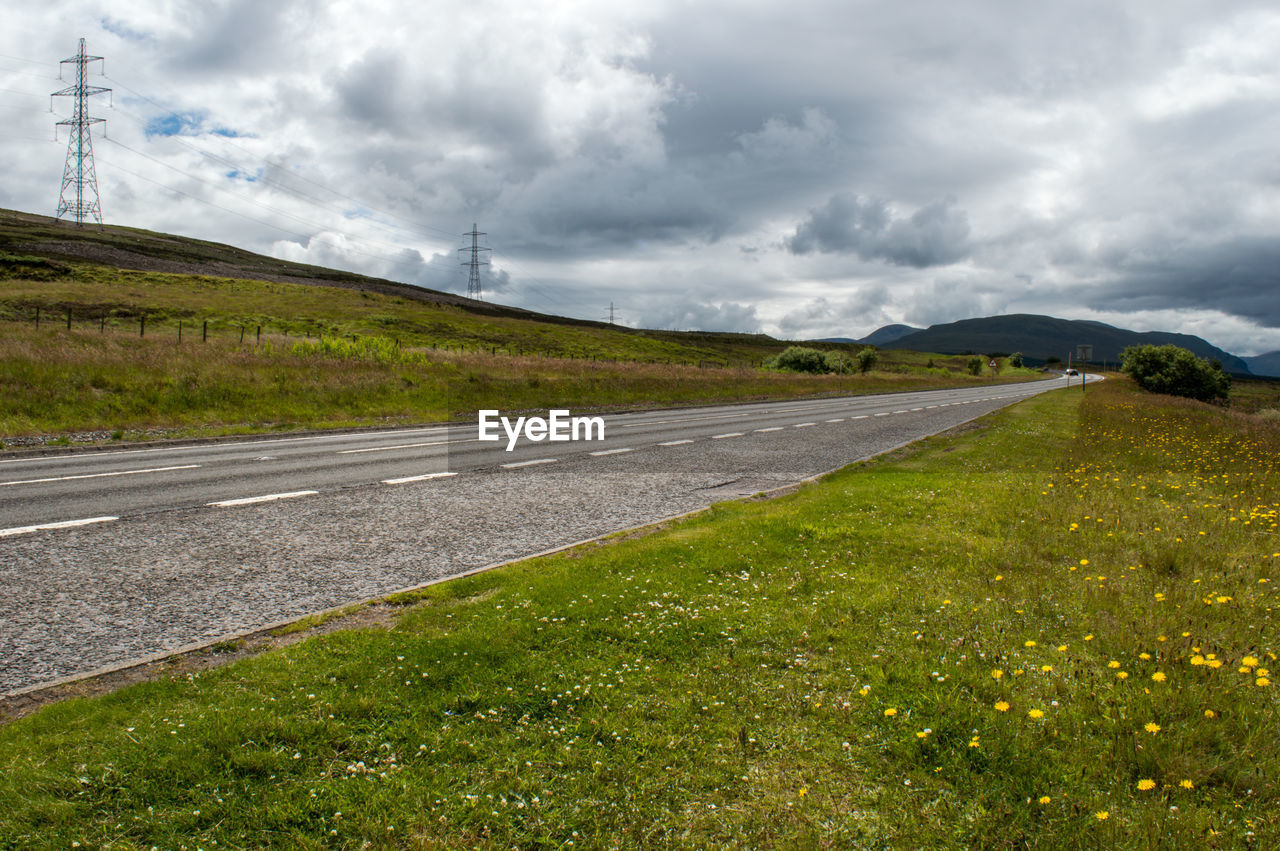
1243,351 -> 1280,377
858,323 -> 924,346
883,313 -> 1250,373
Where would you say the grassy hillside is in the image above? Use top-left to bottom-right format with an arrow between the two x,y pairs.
0,209 -> 1042,440
885,313 -> 1251,373
2,380 -> 1277,846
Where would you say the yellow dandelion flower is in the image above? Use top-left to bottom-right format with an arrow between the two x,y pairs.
991,669 -> 1003,680
1108,660 -> 1121,669
1041,665 -> 1053,672
884,708 -> 897,717
1028,709 -> 1045,719
1139,652 -> 1152,660
994,700 -> 1010,712
1203,709 -> 1216,718
1085,634 -> 1095,641
1258,668 -> 1269,677
1152,672 -> 1167,683
1116,671 -> 1129,680
1242,656 -> 1259,668
1144,722 -> 1161,734
1207,659 -> 1223,669
1038,795 -> 1052,805
994,574 -> 1003,581
1190,655 -> 1206,666
1137,779 -> 1156,791
1180,779 -> 1194,790
798,786 -> 808,798
1080,559 -> 1089,566
1057,644 -> 1068,652
1257,677 -> 1271,687
1095,810 -> 1109,821
916,729 -> 931,739
1024,640 -> 1037,648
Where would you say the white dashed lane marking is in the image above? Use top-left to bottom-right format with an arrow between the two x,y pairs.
657,439 -> 694,446
338,440 -> 449,455
500,458 -> 558,469
711,432 -> 745,439
0,464 -> 200,488
207,490 -> 318,508
590,448 -> 635,456
0,516 -> 118,538
753,427 -> 784,433
382,472 -> 457,485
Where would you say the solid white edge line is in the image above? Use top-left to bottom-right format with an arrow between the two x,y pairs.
711,432 -> 745,439
500,458 -> 558,469
589,448 -> 634,456
338,440 -> 450,455
0,516 -> 119,538
208,490 -> 319,507
0,464 -> 200,487
657,439 -> 694,446
381,472 -> 457,485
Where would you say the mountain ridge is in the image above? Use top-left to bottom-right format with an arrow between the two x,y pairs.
876,314 -> 1250,374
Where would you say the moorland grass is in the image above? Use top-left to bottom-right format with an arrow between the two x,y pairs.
0,322 -> 1031,439
0,379 -> 1276,847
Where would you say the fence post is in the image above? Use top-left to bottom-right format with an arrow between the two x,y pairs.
202,320 -> 207,342
257,325 -> 261,343
178,320 -> 182,342
140,316 -> 145,337
66,308 -> 71,330
34,306 -> 39,329
100,314 -> 105,333
239,326 -> 245,344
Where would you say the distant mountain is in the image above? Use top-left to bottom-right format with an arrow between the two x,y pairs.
1244,351 -> 1280,378
883,314 -> 1251,374
858,324 -> 925,346
815,337 -> 858,343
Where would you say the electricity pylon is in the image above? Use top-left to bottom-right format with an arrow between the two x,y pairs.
459,223 -> 491,300
52,38 -> 111,227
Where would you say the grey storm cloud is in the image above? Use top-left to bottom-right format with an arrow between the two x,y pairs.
3,0 -> 1280,354
786,193 -> 972,268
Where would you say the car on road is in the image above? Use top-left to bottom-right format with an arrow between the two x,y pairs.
1064,368 -> 1079,376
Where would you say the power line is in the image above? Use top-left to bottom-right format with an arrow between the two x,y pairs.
52,38 -> 110,227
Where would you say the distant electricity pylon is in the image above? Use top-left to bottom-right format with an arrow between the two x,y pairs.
602,301 -> 620,324
459,223 -> 491,300
52,38 -> 111,228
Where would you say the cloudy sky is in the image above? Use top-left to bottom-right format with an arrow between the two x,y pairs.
2,1 -> 1278,355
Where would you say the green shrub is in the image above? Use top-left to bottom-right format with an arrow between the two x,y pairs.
766,346 -> 829,374
1121,344 -> 1230,402
822,350 -> 855,375
967,357 -> 984,376
1009,352 -> 1023,368
857,347 -> 879,374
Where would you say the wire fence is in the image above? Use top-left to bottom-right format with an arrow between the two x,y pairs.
2,306 -> 772,370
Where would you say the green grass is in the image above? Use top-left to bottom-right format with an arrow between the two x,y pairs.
1,379 -> 1276,847
0,297 -> 1038,439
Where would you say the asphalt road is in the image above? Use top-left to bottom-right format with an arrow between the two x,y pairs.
0,376 -> 1089,693
0,378 -> 1079,533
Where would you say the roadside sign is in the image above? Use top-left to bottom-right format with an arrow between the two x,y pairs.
1076,344 -> 1093,362
988,360 -> 997,368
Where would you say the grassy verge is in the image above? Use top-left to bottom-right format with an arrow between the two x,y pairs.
4,379 -> 1276,847
0,321 -> 1035,440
